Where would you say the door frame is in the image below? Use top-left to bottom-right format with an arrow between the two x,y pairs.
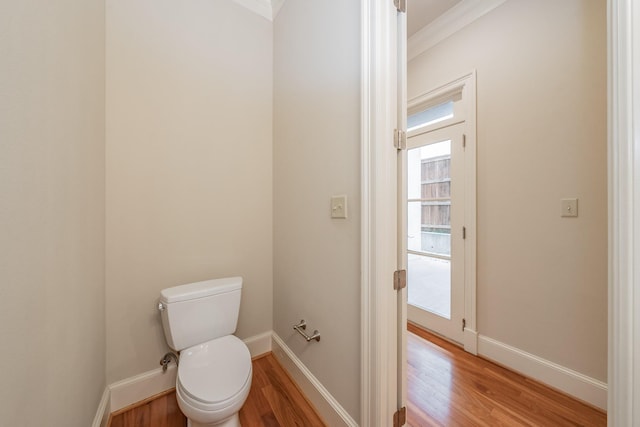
405,73 -> 478,353
361,0 -> 640,425
360,1 -> 399,425
607,0 -> 640,424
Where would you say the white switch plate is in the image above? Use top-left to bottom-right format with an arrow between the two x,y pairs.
561,198 -> 578,217
331,195 -> 348,219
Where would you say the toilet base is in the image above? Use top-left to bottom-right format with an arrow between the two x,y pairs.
187,413 -> 240,427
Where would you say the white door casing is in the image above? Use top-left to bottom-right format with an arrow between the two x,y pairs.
608,0 -> 640,425
395,0 -> 409,421
360,0 -> 399,425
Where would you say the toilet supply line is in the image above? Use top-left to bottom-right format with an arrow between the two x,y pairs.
160,352 -> 179,372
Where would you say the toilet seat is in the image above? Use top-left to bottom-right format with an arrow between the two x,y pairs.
177,335 -> 252,412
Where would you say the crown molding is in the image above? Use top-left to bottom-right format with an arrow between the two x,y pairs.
271,0 -> 286,19
232,0 -> 286,21
408,0 -> 508,61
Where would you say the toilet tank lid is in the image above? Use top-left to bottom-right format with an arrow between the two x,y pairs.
160,277 -> 242,304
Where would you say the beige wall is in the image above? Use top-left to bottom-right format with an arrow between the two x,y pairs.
106,0 -> 273,383
0,1 -> 106,426
273,0 -> 361,421
408,0 -> 607,380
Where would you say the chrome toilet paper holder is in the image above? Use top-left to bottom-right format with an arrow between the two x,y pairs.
293,319 -> 321,342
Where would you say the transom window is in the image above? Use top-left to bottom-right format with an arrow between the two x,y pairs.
407,100 -> 454,132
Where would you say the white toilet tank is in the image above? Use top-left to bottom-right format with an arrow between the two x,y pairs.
159,277 -> 242,351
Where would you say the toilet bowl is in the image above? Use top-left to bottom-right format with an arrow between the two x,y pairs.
176,336 -> 252,427
159,277 -> 252,427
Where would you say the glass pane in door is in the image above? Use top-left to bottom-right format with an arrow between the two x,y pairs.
408,255 -> 451,318
407,140 -> 452,319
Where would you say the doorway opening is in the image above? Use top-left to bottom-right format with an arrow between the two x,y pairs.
404,73 -> 477,349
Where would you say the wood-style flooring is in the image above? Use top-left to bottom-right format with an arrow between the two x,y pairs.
110,328 -> 605,427
240,353 -> 325,426
109,389 -> 184,427
108,353 -> 325,427
407,323 -> 607,427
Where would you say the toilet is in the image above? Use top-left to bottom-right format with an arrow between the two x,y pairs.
159,277 -> 252,427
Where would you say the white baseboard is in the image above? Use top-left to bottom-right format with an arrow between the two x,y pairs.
463,328 -> 478,355
110,364 -> 178,412
91,387 -> 111,427
477,335 -> 608,410
271,333 -> 358,427
93,331 -> 273,425
244,330 -> 273,358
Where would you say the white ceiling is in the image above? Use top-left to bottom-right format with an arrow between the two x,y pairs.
407,0 -> 463,38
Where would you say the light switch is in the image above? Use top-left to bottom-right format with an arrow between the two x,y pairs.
331,195 -> 348,219
561,198 -> 578,217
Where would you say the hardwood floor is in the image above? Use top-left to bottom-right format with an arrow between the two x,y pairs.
107,353 -> 325,427
108,328 -> 603,427
240,353 -> 325,426
108,389 -> 185,427
407,323 -> 607,427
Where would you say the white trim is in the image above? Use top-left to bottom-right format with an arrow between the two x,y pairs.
271,0 -> 286,20
361,0 -> 400,426
462,72 -> 478,356
407,0 -> 508,61
110,365 -> 178,413
271,333 -> 358,427
478,335 -> 608,410
407,73 -> 469,117
231,0 -> 272,21
91,387 -> 111,427
243,330 -> 273,358
397,0 -> 409,417
231,0 -> 285,21
608,0 -> 640,424
463,328 -> 478,355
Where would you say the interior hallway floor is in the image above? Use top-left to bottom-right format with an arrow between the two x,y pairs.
407,323 -> 606,427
